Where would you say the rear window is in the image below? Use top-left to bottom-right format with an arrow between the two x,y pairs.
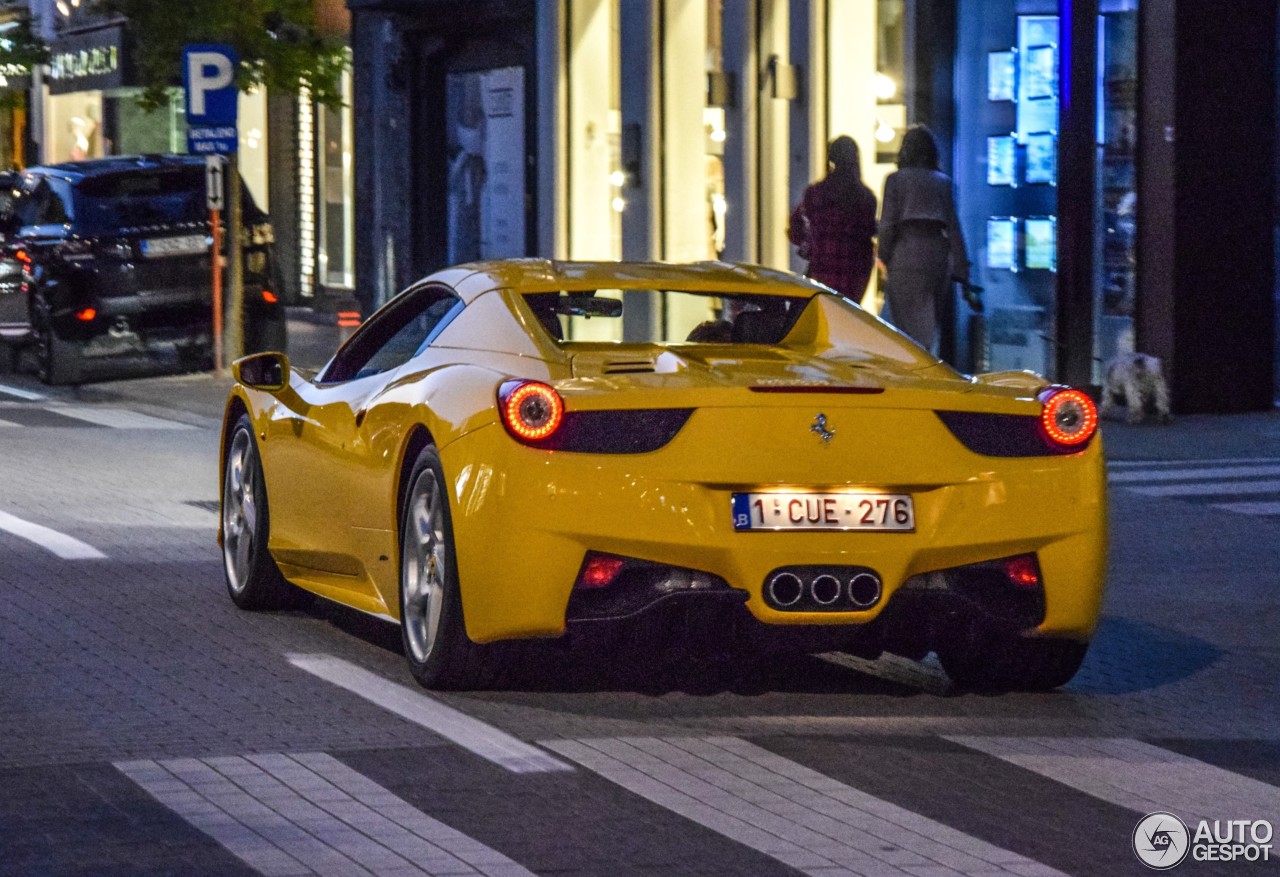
522,289 -> 810,345
72,167 -> 262,232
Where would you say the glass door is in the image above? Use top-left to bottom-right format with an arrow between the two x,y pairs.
1093,1 -> 1139,371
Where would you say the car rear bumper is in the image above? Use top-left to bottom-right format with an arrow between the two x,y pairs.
442,419 -> 1108,645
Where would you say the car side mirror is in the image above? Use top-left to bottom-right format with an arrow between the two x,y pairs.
233,351 -> 290,392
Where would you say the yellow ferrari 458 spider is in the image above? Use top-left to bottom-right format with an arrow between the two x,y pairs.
219,259 -> 1105,691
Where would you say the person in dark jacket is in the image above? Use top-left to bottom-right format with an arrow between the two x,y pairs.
788,136 -> 878,299
878,125 -> 970,351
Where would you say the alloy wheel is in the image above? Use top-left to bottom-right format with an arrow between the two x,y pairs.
222,429 -> 260,594
402,469 -> 447,663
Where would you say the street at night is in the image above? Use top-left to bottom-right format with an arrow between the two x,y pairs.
0,319 -> 1277,876
2,0 -> 1280,874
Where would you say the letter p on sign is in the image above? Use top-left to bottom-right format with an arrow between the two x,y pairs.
183,44 -> 239,125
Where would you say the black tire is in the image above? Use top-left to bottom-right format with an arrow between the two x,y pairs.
938,635 -> 1089,692
399,444 -> 495,690
178,343 -> 215,373
30,298 -> 79,385
0,342 -> 18,374
221,414 -> 304,610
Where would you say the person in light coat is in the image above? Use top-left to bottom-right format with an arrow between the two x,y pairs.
878,126 -> 970,351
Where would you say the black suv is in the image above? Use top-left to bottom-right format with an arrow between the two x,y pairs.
0,155 -> 285,384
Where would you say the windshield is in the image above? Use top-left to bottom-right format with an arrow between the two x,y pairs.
523,289 -> 810,346
520,287 -> 937,368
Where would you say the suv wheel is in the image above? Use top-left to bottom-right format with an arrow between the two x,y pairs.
31,298 -> 79,385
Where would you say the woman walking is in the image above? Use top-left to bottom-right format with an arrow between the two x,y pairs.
788,136 -> 878,300
878,126 -> 970,351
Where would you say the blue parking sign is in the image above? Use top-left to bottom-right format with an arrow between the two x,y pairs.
183,44 -> 239,154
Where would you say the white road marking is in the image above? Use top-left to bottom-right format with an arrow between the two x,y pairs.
46,404 -> 195,430
0,510 -> 106,559
1109,464 -> 1280,483
287,654 -> 571,774
544,735 -> 1067,877
118,752 -> 536,877
1210,501 -> 1280,516
947,737 -> 1280,826
0,382 -> 44,401
0,418 -> 19,427
1126,479 -> 1280,498
1107,457 -> 1280,469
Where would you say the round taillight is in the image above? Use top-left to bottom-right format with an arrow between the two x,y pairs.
1039,386 -> 1098,448
499,380 -> 565,442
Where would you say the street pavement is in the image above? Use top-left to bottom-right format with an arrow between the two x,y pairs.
0,318 -> 1277,876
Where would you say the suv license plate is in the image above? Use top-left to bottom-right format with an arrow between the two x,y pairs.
141,235 -> 208,258
732,492 -> 915,532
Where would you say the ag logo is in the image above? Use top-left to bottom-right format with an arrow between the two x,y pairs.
1133,812 -> 1190,869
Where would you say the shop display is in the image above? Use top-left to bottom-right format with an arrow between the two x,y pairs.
987,218 -> 1018,271
987,50 -> 1016,102
1024,45 -> 1057,100
1025,217 -> 1056,271
1025,132 -> 1056,185
987,136 -> 1017,186
1017,16 -> 1059,143
445,66 -> 527,264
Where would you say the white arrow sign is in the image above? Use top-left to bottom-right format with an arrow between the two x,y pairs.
205,155 -> 225,211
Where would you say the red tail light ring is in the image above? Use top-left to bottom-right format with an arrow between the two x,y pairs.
499,380 -> 565,442
1038,386 -> 1098,448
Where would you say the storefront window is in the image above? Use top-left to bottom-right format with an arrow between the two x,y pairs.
46,91 -> 103,162
318,65 -> 353,289
1094,1 -> 1139,369
705,0 -> 728,260
445,65 -> 528,267
954,1 -> 1059,376
874,0 -> 906,166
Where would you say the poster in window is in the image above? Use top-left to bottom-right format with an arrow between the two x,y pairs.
1025,217 -> 1057,271
1024,44 -> 1057,100
445,66 -> 526,264
988,51 -> 1016,102
1025,132 -> 1057,185
1017,16 -> 1059,143
987,218 -> 1018,272
987,136 -> 1017,187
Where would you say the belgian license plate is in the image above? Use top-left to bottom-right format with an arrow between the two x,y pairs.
732,492 -> 915,532
140,235 -> 208,258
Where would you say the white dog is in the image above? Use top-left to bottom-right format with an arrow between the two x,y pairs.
1100,352 -> 1172,424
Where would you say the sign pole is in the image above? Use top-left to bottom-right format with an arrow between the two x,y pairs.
205,154 -> 227,372
226,152 -> 244,361
211,205 -> 224,372
185,44 -> 240,370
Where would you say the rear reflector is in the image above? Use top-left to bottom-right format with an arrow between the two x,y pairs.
261,289 -> 279,304
74,307 -> 97,322
1002,554 -> 1042,589
576,554 -> 625,589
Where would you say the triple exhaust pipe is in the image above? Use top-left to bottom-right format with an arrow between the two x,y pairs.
765,567 -> 882,612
